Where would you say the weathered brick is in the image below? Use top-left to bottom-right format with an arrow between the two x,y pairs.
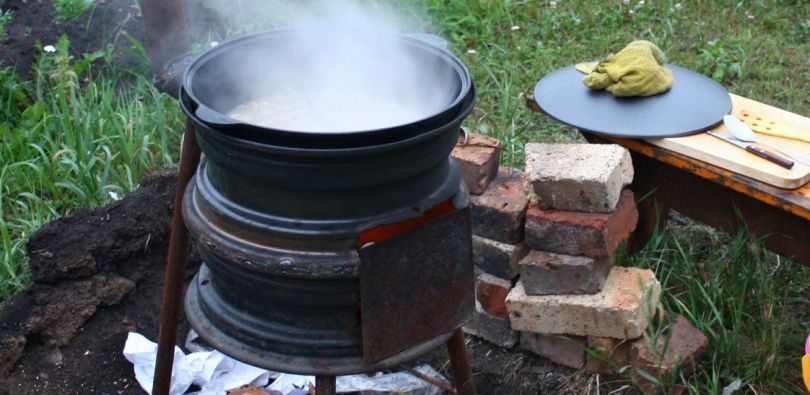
525,189 -> 638,258
519,250 -> 612,295
506,267 -> 661,339
475,272 -> 512,319
451,133 -> 501,195
631,315 -> 709,380
472,235 -> 528,280
585,336 -> 633,373
471,167 -> 529,244
462,301 -> 519,348
520,332 -> 586,369
523,143 -> 633,213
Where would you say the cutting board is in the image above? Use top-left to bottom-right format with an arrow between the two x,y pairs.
645,94 -> 810,189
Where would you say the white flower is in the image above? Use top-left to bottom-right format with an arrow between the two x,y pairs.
638,0 -> 645,5
674,3 -> 682,10
466,49 -> 477,54
549,0 -> 558,7
43,45 -> 56,53
511,25 -> 520,31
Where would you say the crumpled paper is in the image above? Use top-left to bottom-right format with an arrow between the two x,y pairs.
123,332 -> 270,395
124,332 -> 448,395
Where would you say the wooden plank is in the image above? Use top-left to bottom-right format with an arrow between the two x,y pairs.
596,136 -> 810,221
645,94 -> 810,189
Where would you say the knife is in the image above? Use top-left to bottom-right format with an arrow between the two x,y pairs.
707,131 -> 794,169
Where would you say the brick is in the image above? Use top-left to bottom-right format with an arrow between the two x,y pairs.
520,332 -> 586,369
585,336 -> 633,373
523,143 -> 633,213
463,301 -> 519,348
471,167 -> 529,244
451,133 -> 501,195
472,235 -> 528,280
475,272 -> 512,319
631,315 -> 709,380
519,250 -> 612,295
506,267 -> 661,339
525,189 -> 638,258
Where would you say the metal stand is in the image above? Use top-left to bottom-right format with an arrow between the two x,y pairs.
152,122 -> 201,395
315,375 -> 337,395
447,329 -> 476,395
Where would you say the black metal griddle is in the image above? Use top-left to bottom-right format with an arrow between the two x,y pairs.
533,64 -> 732,138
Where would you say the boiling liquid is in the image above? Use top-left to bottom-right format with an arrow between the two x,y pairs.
227,91 -> 428,132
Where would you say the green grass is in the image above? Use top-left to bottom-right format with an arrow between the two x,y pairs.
0,1 -> 808,393
0,35 -> 182,300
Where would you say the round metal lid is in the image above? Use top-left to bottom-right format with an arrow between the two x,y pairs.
533,64 -> 732,138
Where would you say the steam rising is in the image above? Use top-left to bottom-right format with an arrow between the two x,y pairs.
190,1 -> 458,132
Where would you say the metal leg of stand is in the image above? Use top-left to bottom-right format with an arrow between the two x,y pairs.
447,328 -> 477,395
152,121 -> 201,395
315,375 -> 337,395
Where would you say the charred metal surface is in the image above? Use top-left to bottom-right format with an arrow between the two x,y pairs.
359,207 -> 474,364
155,55 -> 193,98
185,274 -> 454,375
586,133 -> 810,265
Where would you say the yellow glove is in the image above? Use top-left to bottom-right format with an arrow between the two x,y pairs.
576,40 -> 674,97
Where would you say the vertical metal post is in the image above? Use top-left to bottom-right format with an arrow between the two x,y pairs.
137,0 -> 191,81
152,121 -> 201,395
315,375 -> 337,395
447,328 -> 477,395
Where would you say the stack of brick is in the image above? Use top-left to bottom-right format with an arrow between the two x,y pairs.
452,138 -> 708,389
505,143 -> 655,369
451,133 -> 529,348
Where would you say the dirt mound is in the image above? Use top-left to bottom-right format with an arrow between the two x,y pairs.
0,170 -> 200,394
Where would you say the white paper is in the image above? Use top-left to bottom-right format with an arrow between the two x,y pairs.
123,332 -> 271,395
125,332 -> 447,395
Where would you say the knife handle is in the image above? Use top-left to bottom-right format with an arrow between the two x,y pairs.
745,145 -> 795,169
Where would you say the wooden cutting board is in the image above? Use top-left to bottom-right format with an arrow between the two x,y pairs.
646,94 -> 810,189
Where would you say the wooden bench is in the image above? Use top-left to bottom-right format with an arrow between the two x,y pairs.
581,98 -> 810,265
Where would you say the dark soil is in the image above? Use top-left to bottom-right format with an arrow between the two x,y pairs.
0,0 -> 146,78
0,170 -> 200,394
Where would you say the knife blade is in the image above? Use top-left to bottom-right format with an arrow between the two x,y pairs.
707,131 -> 794,169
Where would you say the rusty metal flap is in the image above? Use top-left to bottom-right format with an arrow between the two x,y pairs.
359,207 -> 474,364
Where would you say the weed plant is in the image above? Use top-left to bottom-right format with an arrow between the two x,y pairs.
0,35 -> 182,300
54,0 -> 95,24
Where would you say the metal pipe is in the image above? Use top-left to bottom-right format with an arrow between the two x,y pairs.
137,0 -> 190,77
137,0 -> 191,96
315,376 -> 337,395
447,329 -> 477,395
152,121 -> 201,395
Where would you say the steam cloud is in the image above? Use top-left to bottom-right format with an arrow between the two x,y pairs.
188,0 -> 459,132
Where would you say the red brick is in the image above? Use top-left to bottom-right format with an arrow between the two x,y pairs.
519,250 -> 612,295
471,167 -> 529,244
525,189 -> 637,258
451,133 -> 501,195
585,336 -> 633,373
520,332 -> 586,368
475,272 -> 512,319
631,315 -> 709,380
